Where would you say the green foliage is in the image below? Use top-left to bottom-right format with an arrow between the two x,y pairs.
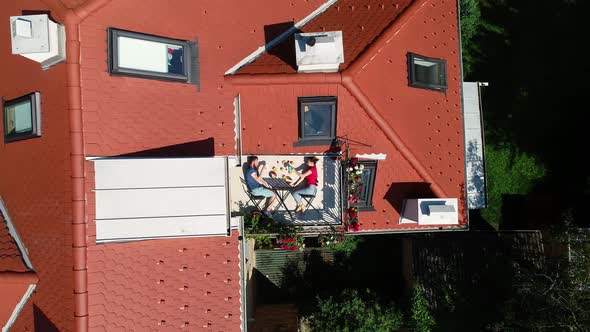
411,285 -> 435,332
318,233 -> 363,258
481,144 -> 545,228
460,0 -> 481,43
250,235 -> 272,249
459,0 -> 481,76
332,235 -> 363,258
243,210 -> 303,250
307,289 -> 403,332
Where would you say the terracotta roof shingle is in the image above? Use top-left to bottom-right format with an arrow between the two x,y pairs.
0,212 -> 28,273
235,0 -> 414,75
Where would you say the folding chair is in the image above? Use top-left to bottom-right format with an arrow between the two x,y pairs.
300,192 -> 320,215
240,178 -> 266,211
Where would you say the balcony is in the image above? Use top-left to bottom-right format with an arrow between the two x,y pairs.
230,154 -> 343,229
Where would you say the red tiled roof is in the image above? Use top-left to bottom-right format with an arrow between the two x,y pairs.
59,0 -> 89,9
235,0 -> 413,75
87,235 -> 241,331
0,212 -> 28,273
1,210 -> 37,331
0,274 -> 35,331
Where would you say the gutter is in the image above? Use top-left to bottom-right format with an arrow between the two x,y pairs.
40,1 -> 112,331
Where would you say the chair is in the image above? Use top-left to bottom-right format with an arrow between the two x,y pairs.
300,192 -> 320,215
240,178 -> 266,211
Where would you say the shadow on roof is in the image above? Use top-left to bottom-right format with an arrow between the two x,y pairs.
383,182 -> 435,215
264,22 -> 299,71
34,305 -> 59,332
114,137 -> 215,157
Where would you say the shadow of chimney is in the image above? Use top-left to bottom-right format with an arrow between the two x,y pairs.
264,22 -> 299,71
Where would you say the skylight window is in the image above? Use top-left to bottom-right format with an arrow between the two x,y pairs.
407,53 -> 447,91
108,28 -> 192,82
2,92 -> 41,142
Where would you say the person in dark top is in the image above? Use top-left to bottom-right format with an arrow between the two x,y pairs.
245,155 -> 276,215
291,156 -> 319,213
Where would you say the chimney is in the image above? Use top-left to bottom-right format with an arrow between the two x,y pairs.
10,14 -> 66,69
295,31 -> 344,73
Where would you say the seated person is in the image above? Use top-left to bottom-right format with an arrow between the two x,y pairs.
246,155 -> 276,215
290,156 -> 319,213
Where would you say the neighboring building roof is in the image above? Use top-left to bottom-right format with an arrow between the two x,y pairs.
234,0 -> 413,75
0,200 -> 37,332
405,231 -> 545,309
87,235 -> 241,331
0,214 -> 28,273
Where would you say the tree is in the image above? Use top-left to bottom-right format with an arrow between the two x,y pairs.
493,217 -> 590,331
306,289 -> 403,332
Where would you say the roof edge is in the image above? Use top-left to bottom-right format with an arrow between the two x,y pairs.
224,0 -> 339,75
0,196 -> 34,270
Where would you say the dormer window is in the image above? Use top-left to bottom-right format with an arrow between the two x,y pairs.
407,52 -> 447,91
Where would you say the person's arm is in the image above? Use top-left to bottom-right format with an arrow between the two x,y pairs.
250,171 -> 270,188
291,170 -> 312,187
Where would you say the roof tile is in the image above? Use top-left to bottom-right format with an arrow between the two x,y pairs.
236,0 -> 413,74
0,212 -> 28,272
88,235 -> 241,332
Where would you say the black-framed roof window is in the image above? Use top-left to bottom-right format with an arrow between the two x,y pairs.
407,52 -> 447,91
296,96 -> 337,146
2,92 -> 42,143
108,28 -> 192,82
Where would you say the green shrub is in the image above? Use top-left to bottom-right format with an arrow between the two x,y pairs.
319,233 -> 363,258
307,289 -> 403,332
481,144 -> 545,227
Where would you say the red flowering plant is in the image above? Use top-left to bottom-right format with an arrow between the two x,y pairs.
343,157 -> 364,232
276,225 -> 304,251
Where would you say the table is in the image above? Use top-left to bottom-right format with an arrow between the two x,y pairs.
263,177 -> 296,221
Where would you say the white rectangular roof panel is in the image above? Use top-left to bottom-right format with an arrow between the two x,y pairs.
96,187 -> 226,220
94,157 -> 225,189
96,216 -> 228,242
94,157 -> 230,243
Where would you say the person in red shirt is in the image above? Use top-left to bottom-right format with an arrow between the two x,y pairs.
291,156 -> 319,213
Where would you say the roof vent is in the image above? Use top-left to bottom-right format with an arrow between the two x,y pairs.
295,31 -> 344,73
399,198 -> 459,225
10,14 -> 66,70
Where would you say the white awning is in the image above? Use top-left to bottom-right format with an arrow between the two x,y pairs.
94,157 -> 230,243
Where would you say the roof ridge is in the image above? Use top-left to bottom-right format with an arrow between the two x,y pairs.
224,0 -> 339,75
